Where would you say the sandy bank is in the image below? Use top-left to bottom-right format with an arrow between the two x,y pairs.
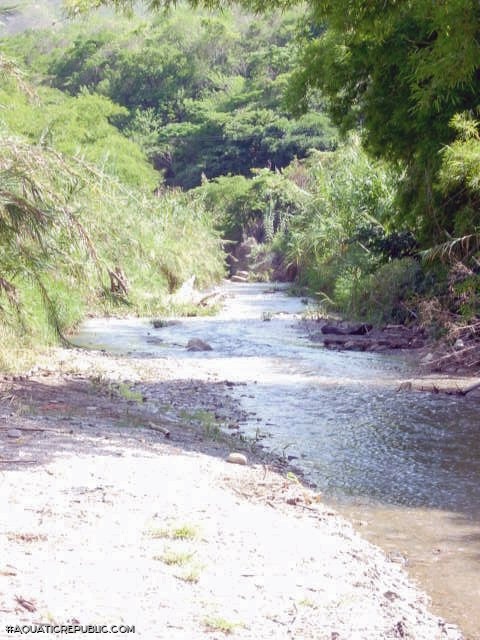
0,348 -> 463,639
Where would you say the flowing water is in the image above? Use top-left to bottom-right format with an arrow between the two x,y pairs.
75,282 -> 480,639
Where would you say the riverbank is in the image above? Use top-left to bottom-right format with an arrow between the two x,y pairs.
301,316 -> 480,396
0,346 -> 463,639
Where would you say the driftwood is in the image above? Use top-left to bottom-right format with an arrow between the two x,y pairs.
0,459 -> 38,464
147,421 -> 170,438
425,344 -> 477,366
109,266 -> 128,295
0,426 -> 46,433
397,377 -> 480,396
198,291 -> 223,307
15,596 -> 36,613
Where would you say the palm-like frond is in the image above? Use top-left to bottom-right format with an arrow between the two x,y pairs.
0,134 -> 102,335
421,234 -> 480,264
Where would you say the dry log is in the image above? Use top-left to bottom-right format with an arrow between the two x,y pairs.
147,421 -> 170,438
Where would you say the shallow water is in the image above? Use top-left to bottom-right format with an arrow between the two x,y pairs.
75,282 -> 480,638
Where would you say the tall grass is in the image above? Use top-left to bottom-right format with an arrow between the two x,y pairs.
0,130 -> 224,370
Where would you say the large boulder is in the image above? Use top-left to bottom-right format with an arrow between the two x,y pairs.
186,338 -> 213,352
321,322 -> 372,336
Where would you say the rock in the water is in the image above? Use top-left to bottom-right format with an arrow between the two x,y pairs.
186,338 -> 213,352
321,324 -> 346,335
231,275 -> 248,283
226,452 -> 247,465
321,322 -> 372,336
349,322 -> 373,335
7,429 -> 22,439
152,319 -> 179,329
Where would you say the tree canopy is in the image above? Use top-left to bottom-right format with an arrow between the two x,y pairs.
58,0 -> 480,231
6,7 -> 335,188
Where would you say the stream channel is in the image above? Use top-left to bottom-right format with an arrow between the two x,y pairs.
75,282 -> 480,639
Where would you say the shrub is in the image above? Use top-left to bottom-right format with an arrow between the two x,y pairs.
341,258 -> 423,324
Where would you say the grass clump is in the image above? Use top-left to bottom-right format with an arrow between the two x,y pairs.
155,549 -> 196,566
203,616 -> 243,635
298,597 -> 317,609
148,523 -> 199,541
180,409 -> 222,440
175,566 -> 202,584
115,383 -> 143,404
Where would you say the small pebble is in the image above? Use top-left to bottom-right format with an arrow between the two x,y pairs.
7,429 -> 22,439
226,452 -> 247,465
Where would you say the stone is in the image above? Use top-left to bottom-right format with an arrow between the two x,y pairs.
186,338 -> 213,352
321,322 -> 372,336
321,324 -> 345,335
152,319 -> 167,328
231,275 -> 248,283
349,322 -> 373,335
226,452 -> 247,465
421,352 -> 434,364
7,429 -> 22,439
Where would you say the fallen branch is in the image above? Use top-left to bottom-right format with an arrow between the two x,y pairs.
0,426 -> 46,433
450,322 -> 480,336
108,266 -> 128,296
198,291 -> 223,307
147,421 -> 170,438
426,344 -> 477,366
0,459 -> 38,464
15,596 -> 36,613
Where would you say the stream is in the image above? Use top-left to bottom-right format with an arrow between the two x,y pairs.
75,282 -> 480,639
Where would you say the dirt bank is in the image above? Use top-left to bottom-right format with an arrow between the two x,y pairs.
0,347 -> 463,639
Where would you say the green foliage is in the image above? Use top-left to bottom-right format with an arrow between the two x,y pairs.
5,8 -> 336,188
194,167 -> 308,243
285,138 -> 399,290
6,0 -> 480,328
0,85 -> 158,188
437,112 -> 480,236
0,69 -> 224,362
284,1 -> 480,241
337,258 -> 423,324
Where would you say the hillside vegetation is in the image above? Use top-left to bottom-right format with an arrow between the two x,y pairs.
2,0 -> 480,364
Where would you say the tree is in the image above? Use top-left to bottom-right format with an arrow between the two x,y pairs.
64,0 -> 480,238
9,7 -> 335,188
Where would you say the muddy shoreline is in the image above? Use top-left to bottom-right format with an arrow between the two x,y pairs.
0,346 -> 464,639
